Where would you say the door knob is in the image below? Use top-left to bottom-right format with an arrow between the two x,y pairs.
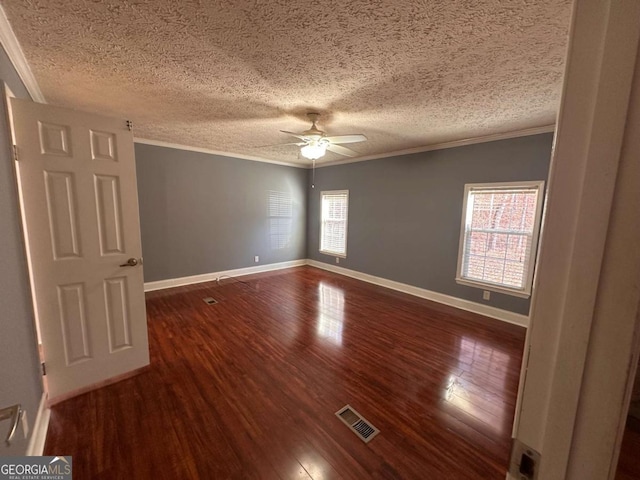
0,404 -> 22,446
119,258 -> 139,267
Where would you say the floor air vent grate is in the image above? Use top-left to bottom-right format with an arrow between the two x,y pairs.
202,297 -> 218,305
335,405 -> 379,443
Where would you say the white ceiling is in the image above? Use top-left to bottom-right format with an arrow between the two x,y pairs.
2,0 -> 572,166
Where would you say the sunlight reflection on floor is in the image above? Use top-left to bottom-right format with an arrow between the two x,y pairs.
444,336 -> 512,435
316,282 -> 345,345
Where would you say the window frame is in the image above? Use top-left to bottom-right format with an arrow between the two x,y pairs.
319,190 -> 349,258
455,180 -> 545,298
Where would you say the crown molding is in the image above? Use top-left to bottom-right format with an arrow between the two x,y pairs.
137,125 -> 555,170
0,5 -> 45,103
133,137 -> 306,168
316,124 -> 556,168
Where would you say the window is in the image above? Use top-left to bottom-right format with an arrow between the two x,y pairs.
268,190 -> 292,250
456,181 -> 544,297
320,190 -> 348,257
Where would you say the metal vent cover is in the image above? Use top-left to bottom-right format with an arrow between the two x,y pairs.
202,297 -> 218,305
335,405 -> 379,443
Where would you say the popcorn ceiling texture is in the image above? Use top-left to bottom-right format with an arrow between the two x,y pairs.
3,0 -> 572,165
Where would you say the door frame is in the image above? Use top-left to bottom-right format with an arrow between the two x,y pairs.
1,81 -> 50,454
3,82 -> 44,353
510,0 -> 640,478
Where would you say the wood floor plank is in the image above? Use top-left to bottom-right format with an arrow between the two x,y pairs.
45,266 -> 528,479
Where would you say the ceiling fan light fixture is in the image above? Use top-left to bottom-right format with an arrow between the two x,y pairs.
279,113 -> 366,161
300,142 -> 326,160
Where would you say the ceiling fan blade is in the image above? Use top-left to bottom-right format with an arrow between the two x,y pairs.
324,134 -> 367,144
326,144 -> 358,157
280,130 -> 310,141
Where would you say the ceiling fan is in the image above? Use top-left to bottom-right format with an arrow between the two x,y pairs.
279,113 -> 367,160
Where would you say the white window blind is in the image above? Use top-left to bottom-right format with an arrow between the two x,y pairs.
320,190 -> 348,257
268,190 -> 293,250
456,181 -> 544,297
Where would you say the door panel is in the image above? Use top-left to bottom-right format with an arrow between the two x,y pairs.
90,130 -> 118,162
11,98 -> 149,403
38,122 -> 71,157
44,171 -> 81,259
94,175 -> 125,255
57,283 -> 91,364
103,276 -> 133,352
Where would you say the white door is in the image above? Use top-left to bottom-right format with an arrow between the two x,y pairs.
10,98 -> 149,403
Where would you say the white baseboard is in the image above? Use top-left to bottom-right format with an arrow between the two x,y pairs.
144,259 -> 307,292
143,258 -> 529,327
307,260 -> 529,328
26,392 -> 50,456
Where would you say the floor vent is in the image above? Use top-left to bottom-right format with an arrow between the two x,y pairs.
202,297 -> 218,305
335,405 -> 379,443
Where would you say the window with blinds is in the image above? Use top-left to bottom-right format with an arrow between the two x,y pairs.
320,190 -> 349,257
455,181 -> 545,297
268,190 -> 293,250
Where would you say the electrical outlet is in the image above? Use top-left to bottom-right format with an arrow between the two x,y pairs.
336,257 -> 340,264
483,290 -> 491,300
254,255 -> 259,263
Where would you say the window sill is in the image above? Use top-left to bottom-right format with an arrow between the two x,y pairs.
455,277 -> 531,299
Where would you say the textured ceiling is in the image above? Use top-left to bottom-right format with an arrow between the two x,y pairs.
2,0 -> 572,166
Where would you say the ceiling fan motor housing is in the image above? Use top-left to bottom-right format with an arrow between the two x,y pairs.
303,112 -> 324,138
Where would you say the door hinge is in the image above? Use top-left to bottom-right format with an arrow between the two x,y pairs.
41,362 -> 46,376
126,120 -> 133,131
12,145 -> 18,161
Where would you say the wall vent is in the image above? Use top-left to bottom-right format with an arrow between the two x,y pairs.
335,405 -> 379,443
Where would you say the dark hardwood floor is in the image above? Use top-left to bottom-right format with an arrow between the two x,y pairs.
616,416 -> 640,480
45,266 -> 527,479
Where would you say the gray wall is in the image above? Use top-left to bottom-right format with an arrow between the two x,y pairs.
135,144 -> 308,282
0,46 -> 43,455
307,134 -> 553,315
